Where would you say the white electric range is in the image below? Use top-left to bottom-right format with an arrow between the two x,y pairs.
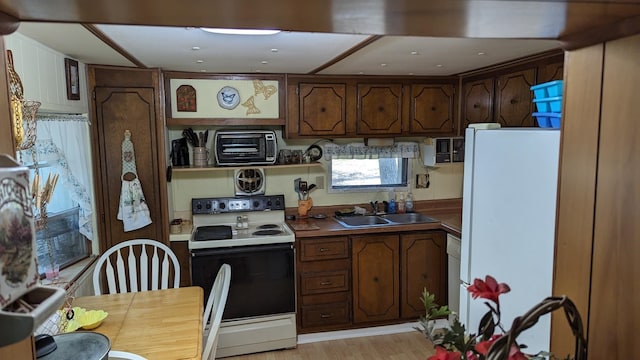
189,194 -> 297,358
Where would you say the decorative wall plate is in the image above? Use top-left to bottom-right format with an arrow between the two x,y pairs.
217,86 -> 240,110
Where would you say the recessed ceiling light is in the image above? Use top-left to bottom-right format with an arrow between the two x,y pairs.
201,28 -> 281,35
408,72 -> 414,75
261,60 -> 268,64
255,69 -> 262,72
477,52 -> 486,56
381,63 -> 387,67
270,48 -> 279,53
200,69 -> 206,72
358,71 -> 364,75
410,51 -> 419,55
196,60 -> 204,63
192,46 -> 200,51
436,64 -> 444,68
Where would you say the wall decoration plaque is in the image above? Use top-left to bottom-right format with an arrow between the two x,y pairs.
217,86 -> 240,110
176,85 -> 197,112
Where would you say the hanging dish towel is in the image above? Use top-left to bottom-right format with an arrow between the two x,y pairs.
117,130 -> 152,232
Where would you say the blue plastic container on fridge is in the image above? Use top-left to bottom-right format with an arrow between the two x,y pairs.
533,112 -> 561,128
531,80 -> 563,98
533,96 -> 563,112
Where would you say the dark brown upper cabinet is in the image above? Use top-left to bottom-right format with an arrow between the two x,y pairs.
410,84 -> 457,135
298,83 -> 347,136
494,68 -> 536,127
461,78 -> 494,129
356,83 -> 403,135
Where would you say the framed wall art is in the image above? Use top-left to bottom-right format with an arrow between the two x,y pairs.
64,58 -> 80,100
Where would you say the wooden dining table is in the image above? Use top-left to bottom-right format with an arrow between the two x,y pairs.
72,287 -> 203,360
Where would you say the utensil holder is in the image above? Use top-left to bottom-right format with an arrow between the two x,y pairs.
297,198 -> 313,217
193,147 -> 209,167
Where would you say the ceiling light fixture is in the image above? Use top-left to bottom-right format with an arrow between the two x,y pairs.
196,60 -> 204,63
201,28 -> 281,35
270,48 -> 279,53
410,51 -> 419,55
192,46 -> 201,51
261,60 -> 268,64
477,51 -> 486,56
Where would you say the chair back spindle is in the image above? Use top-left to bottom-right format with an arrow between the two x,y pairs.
93,239 -> 180,295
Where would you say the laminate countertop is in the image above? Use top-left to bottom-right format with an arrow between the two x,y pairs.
287,199 -> 462,239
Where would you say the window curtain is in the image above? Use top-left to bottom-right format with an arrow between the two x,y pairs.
19,113 -> 95,241
323,142 -> 420,160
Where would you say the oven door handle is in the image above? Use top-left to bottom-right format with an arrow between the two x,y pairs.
191,243 -> 293,257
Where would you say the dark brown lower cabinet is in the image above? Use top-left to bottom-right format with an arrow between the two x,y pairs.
297,230 -> 447,332
400,231 -> 447,319
352,234 -> 400,324
297,236 -> 351,333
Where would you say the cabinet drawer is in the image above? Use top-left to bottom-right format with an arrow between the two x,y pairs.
299,236 -> 349,261
300,270 -> 349,295
300,291 -> 350,306
301,303 -> 350,328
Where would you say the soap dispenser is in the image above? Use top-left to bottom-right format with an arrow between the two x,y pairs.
397,192 -> 406,214
387,191 -> 397,214
405,190 -> 414,213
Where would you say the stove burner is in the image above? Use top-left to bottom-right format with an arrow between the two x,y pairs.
253,229 -> 283,236
258,224 -> 279,229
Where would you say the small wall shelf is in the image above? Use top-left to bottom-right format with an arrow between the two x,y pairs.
171,162 -> 323,172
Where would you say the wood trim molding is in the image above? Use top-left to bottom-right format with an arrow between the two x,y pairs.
457,49 -> 564,79
308,35 -> 383,74
559,15 -> 640,50
82,24 -> 147,68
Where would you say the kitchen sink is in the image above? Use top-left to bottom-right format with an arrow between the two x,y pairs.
334,215 -> 391,227
381,213 -> 438,224
334,212 -> 438,228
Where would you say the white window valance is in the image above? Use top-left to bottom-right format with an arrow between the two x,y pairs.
323,142 -> 419,160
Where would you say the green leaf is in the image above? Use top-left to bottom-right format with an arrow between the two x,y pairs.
478,311 -> 496,340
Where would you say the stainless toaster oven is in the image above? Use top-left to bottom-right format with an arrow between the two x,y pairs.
214,130 -> 278,166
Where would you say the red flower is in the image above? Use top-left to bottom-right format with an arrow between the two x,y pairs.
475,335 -> 529,360
467,275 -> 510,305
475,335 -> 502,355
508,346 -> 529,360
428,346 -> 461,360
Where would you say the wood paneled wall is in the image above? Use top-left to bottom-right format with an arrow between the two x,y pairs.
552,33 -> 640,359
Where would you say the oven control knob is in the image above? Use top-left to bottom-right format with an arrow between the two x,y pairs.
266,200 -> 272,207
196,203 -> 202,210
253,200 -> 260,209
219,202 -> 226,210
205,203 -> 211,210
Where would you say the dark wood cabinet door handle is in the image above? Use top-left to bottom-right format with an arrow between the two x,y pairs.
473,103 -> 480,108
319,247 -> 329,252
320,313 -> 333,318
320,281 -> 333,286
510,99 -> 518,104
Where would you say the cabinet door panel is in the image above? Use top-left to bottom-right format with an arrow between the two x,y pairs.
400,231 -> 447,319
95,87 -> 161,248
462,78 -> 494,129
299,83 -> 346,136
352,234 -> 399,323
495,68 -> 536,127
357,84 -> 402,135
537,61 -> 564,83
410,84 -> 456,134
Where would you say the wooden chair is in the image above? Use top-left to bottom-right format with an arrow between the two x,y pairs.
93,239 -> 180,295
202,264 -> 231,360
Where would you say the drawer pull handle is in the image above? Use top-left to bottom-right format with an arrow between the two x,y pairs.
320,313 -> 333,318
319,248 -> 330,252
320,281 -> 333,286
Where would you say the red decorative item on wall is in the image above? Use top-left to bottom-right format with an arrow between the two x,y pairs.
176,85 -> 196,112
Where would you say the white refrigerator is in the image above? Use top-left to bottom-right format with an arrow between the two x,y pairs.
459,127 -> 560,353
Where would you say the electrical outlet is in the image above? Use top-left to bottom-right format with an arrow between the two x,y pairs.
416,173 -> 430,188
315,175 -> 325,190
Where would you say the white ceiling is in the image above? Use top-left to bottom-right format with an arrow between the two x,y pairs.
15,22 -> 561,76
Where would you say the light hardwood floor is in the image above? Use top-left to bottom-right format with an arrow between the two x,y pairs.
223,331 -> 436,359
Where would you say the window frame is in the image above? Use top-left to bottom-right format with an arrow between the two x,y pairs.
327,157 -> 412,193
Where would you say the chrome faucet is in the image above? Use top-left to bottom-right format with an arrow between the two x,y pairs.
369,201 -> 380,215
